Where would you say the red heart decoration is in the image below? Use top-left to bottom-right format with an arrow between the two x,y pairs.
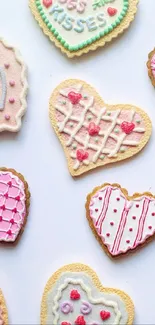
76,149 -> 89,162
61,323 -> 71,325
68,92 -> 82,105
121,121 -> 135,134
107,7 -> 117,16
43,0 -> 52,8
75,316 -> 86,325
88,122 -> 100,136
100,310 -> 111,321
70,289 -> 81,300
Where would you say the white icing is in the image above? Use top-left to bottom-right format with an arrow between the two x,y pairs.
43,0 -> 124,47
46,272 -> 129,325
0,68 -> 7,111
55,84 -> 145,170
90,185 -> 155,256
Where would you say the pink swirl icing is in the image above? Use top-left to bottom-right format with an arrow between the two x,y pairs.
61,301 -> 73,314
80,301 -> 92,315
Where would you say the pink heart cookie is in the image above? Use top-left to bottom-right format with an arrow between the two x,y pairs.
49,79 -> 152,176
0,168 -> 30,244
0,290 -> 8,325
41,263 -> 134,324
0,38 -> 28,132
86,183 -> 155,257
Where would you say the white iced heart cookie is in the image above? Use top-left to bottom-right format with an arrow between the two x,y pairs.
0,290 -> 8,325
0,39 -> 28,132
86,183 -> 155,257
49,79 -> 152,177
30,0 -> 139,57
41,263 -> 134,324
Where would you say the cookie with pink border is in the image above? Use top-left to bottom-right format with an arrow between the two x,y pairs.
86,183 -> 155,257
147,48 -> 155,87
41,263 -> 134,325
0,168 -> 30,244
0,38 -> 28,132
49,79 -> 152,176
0,290 -> 8,325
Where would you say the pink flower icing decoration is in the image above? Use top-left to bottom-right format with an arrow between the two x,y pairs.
76,149 -> 89,162
88,122 -> 100,136
121,121 -> 135,134
68,91 -> 82,105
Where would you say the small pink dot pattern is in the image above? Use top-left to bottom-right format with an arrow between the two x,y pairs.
0,171 -> 26,242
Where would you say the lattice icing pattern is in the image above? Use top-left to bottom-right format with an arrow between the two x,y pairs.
0,39 -> 28,132
51,81 -> 151,176
42,269 -> 132,325
0,171 -> 26,242
89,184 -> 155,256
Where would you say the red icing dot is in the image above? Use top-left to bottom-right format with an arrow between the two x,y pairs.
9,98 -> 15,104
126,240 -> 130,244
8,181 -> 12,187
99,197 -> 102,200
148,226 -> 152,230
7,230 -> 12,236
95,208 -> 98,212
106,233 -> 110,237
132,216 -> 136,220
68,91 -> 82,105
1,205 -> 5,211
15,195 -> 20,201
70,290 -> 80,300
43,0 -> 52,8
61,323 -> 71,325
75,316 -> 86,325
10,219 -> 15,225
152,212 -> 155,216
0,216 -> 2,222
4,193 -> 8,198
88,122 -> 100,136
100,310 -> 111,321
136,204 -> 139,208
12,207 -> 17,213
121,121 -> 135,134
107,7 -> 117,16
116,197 -> 120,201
110,222 -> 114,226
76,149 -> 89,162
113,209 -> 117,213
129,228 -> 133,232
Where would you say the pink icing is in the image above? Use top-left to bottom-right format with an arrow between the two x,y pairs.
55,84 -> 146,170
89,185 -> 155,256
151,53 -> 155,78
0,171 -> 26,242
0,40 -> 24,131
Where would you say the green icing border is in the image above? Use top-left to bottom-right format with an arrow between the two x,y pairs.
35,0 -> 129,52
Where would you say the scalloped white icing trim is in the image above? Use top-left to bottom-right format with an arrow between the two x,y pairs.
0,38 -> 28,132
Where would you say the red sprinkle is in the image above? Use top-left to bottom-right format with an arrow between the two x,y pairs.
99,197 -> 102,200
106,233 -> 110,237
132,216 -> 136,220
114,209 -> 117,213
4,193 -> 8,198
136,204 -> 139,208
15,195 -> 20,201
12,207 -> 17,213
95,208 -> 98,212
74,316 -> 86,325
10,219 -> 15,225
116,197 -> 120,201
8,181 -> 12,187
148,226 -> 152,230
70,290 -> 80,300
1,205 -> 5,211
7,230 -> 12,236
129,228 -> 133,232
100,310 -> 111,321
152,212 -> 155,216
107,7 -> 117,16
110,222 -> 114,226
126,240 -> 130,244
0,216 -> 2,222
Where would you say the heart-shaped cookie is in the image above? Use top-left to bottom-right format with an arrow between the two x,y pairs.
0,38 -> 28,132
86,183 -> 155,257
41,263 -> 134,324
0,290 -> 8,325
29,0 -> 139,57
49,79 -> 152,177
147,48 -> 155,87
0,168 -> 30,244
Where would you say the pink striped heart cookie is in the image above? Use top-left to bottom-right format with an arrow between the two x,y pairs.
0,168 -> 30,244
86,183 -> 155,257
147,48 -> 155,87
49,79 -> 152,176
0,290 -> 8,325
0,38 -> 28,132
41,263 -> 134,325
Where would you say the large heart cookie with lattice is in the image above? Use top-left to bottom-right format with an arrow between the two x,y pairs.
49,79 -> 152,176
86,183 -> 155,257
0,38 -> 28,132
0,290 -> 8,325
0,168 -> 30,244
29,0 -> 139,57
41,263 -> 134,325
